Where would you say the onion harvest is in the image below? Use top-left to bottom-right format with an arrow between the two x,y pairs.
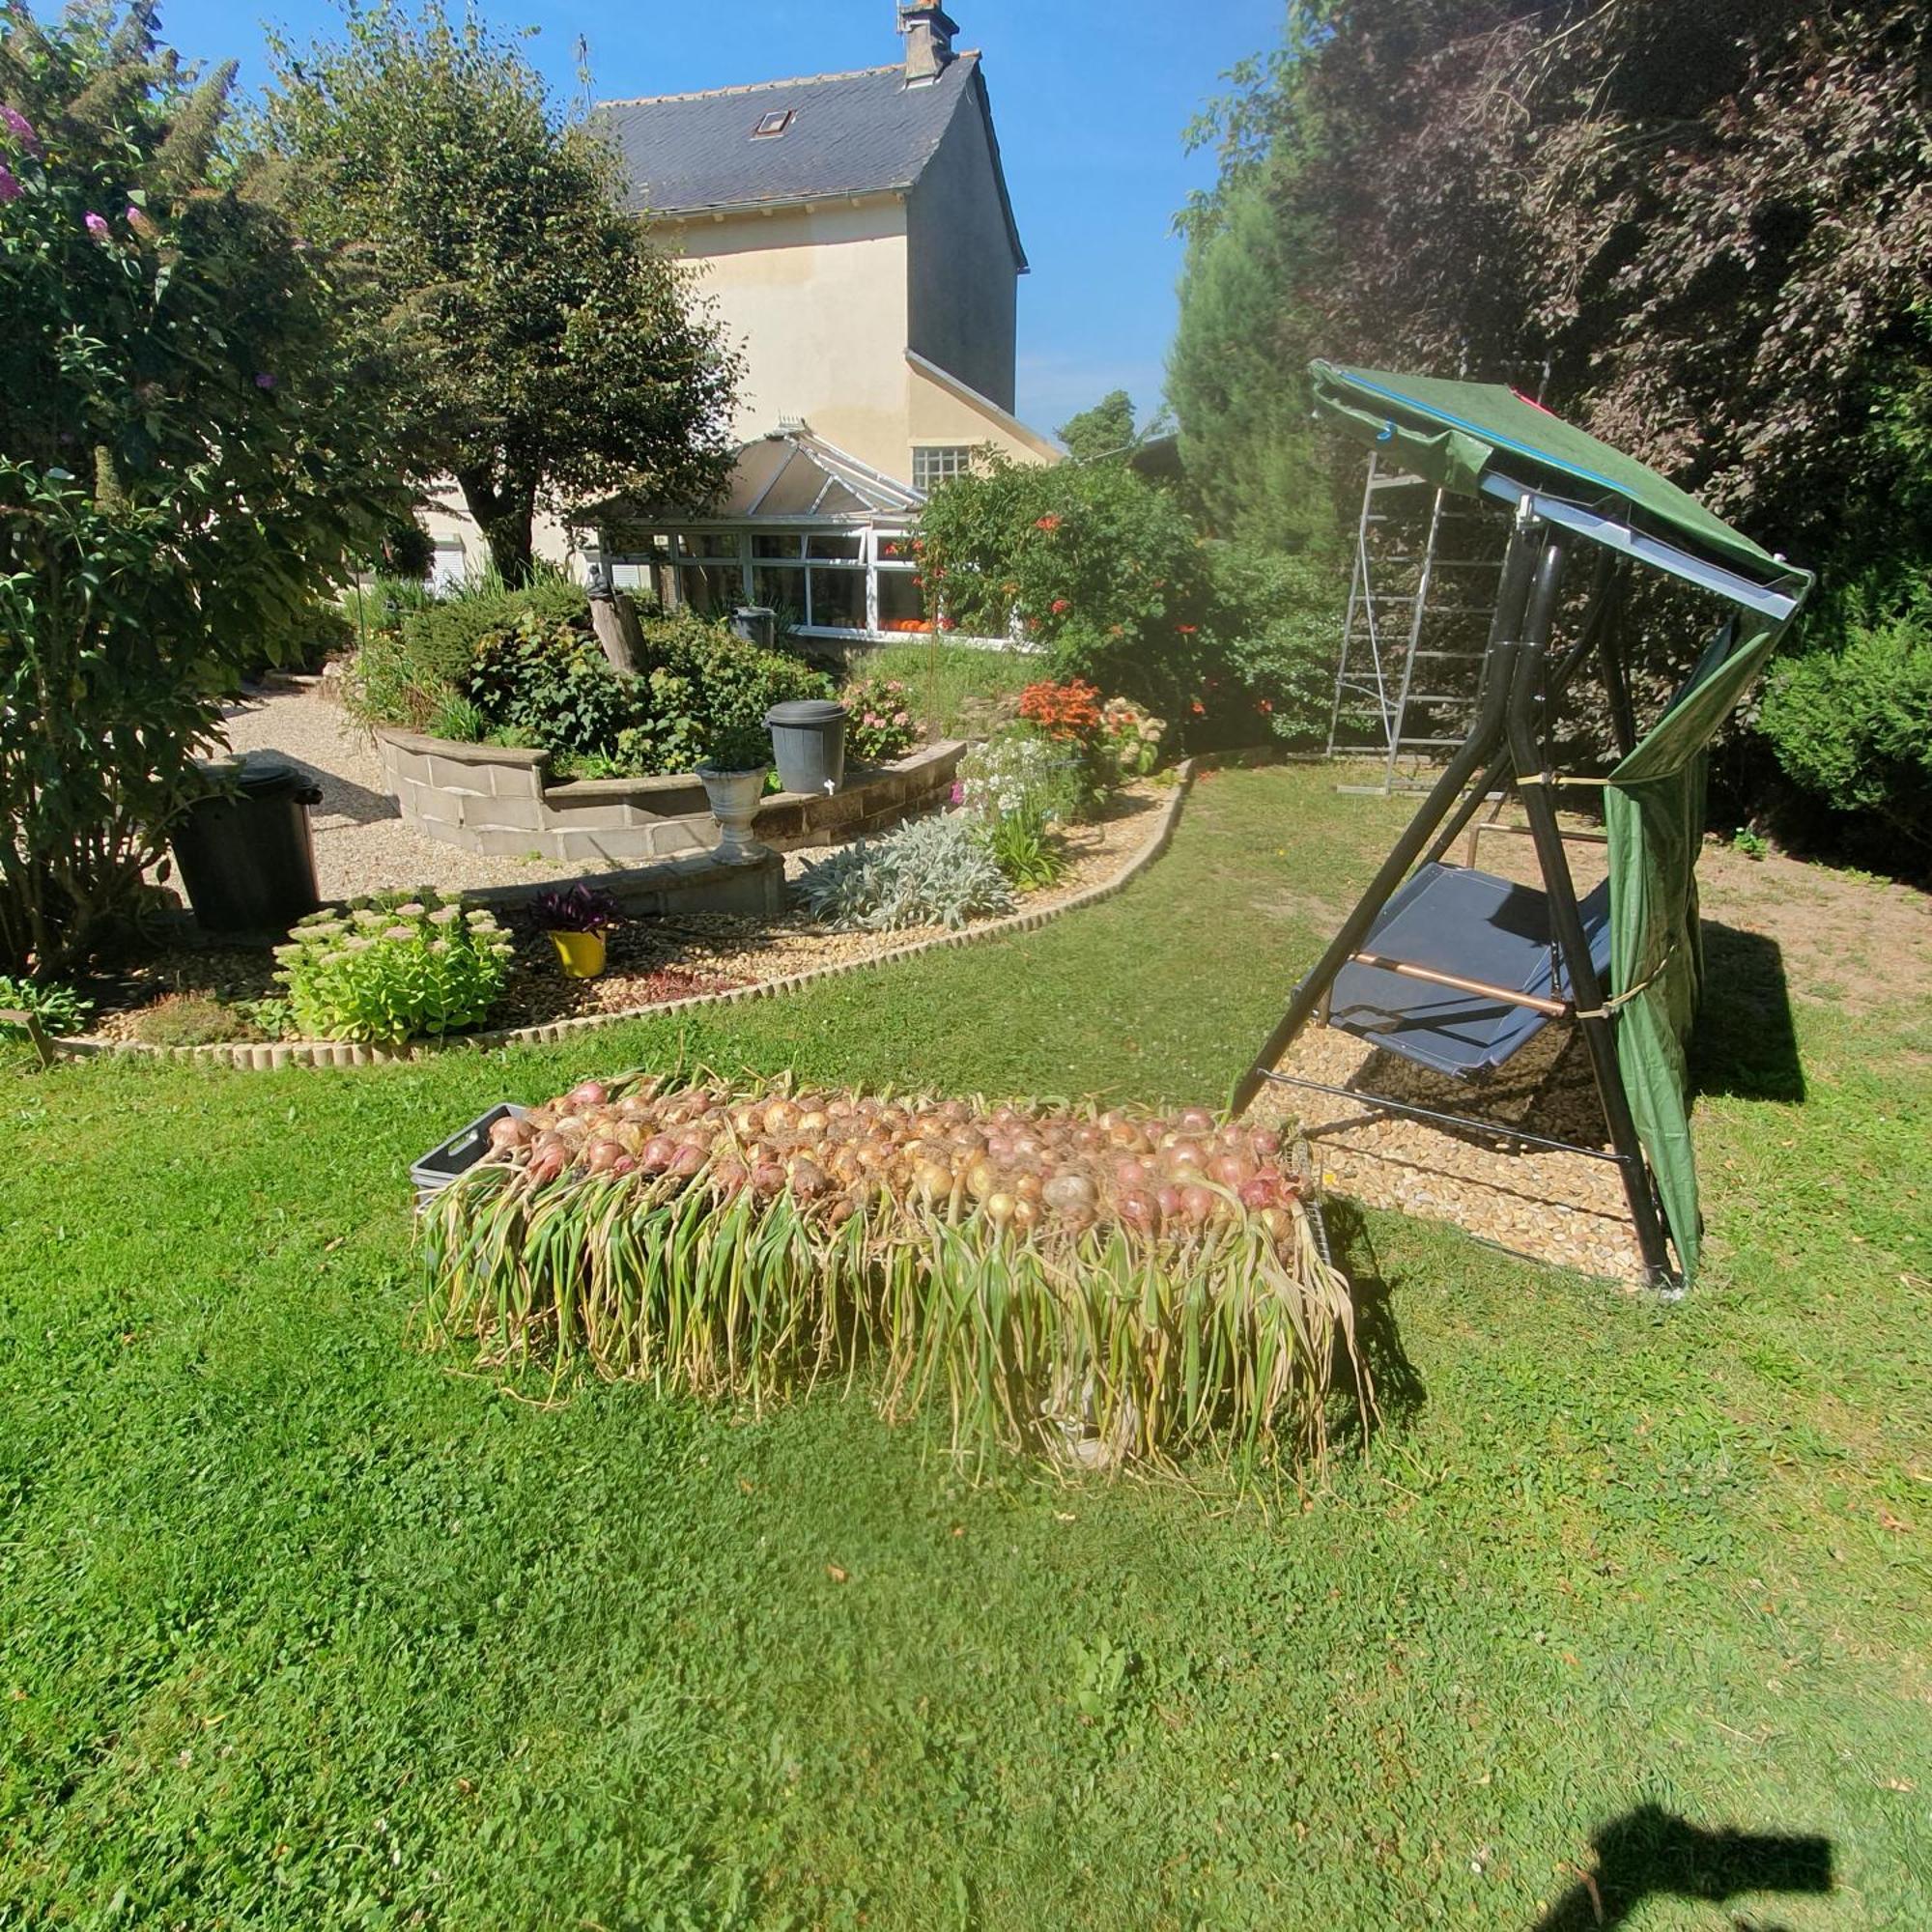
419,1073 -> 1365,1470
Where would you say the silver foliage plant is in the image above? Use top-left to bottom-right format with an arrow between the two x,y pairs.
798,812 -> 1015,932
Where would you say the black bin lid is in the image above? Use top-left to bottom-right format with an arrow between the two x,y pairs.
765,699 -> 847,727
195,753 -> 319,799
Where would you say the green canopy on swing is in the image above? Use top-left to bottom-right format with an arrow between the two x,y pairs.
1308,362 -> 1814,1280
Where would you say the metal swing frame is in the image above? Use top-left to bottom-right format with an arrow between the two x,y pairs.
1231,497 -> 1681,1287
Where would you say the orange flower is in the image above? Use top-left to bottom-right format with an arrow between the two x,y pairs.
1190,699 -> 1206,716
1051,597 -> 1070,614
1177,623 -> 1198,635
1034,514 -> 1063,532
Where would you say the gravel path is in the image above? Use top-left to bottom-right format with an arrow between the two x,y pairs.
217,681 -> 565,897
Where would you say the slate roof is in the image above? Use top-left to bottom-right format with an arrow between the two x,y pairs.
592,53 -> 1024,267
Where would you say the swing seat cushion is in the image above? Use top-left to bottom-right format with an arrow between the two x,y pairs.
1325,863 -> 1612,1078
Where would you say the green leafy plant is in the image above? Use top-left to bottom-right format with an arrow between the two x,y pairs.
274,889 -> 513,1042
798,813 -> 1013,931
696,714 -> 773,774
957,731 -> 1089,827
464,611 -> 642,758
426,691 -> 488,744
0,8 -> 415,974
841,674 -> 922,763
1095,696 -> 1167,780
1730,827 -> 1770,861
985,807 -> 1065,891
0,974 -> 92,1039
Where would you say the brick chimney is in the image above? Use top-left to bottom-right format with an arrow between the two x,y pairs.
898,4 -> 958,85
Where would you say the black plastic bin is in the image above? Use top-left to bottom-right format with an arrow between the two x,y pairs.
765,698 -> 848,796
170,754 -> 325,936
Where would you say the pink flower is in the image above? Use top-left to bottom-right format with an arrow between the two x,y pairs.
0,105 -> 39,156
1051,598 -> 1070,614
0,162 -> 18,204
254,371 -> 277,390
126,204 -> 159,240
950,781 -> 965,805
84,211 -> 111,242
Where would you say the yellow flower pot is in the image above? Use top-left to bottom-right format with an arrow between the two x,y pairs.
547,928 -> 607,979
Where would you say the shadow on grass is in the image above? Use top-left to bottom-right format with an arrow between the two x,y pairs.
1321,1195 -> 1426,1435
1691,923 -> 1804,1104
1533,1803 -> 1832,1930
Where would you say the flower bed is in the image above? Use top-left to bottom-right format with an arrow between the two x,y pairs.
72,779 -> 1183,1058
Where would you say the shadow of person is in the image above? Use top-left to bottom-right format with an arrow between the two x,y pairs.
1690,923 -> 1805,1103
1534,1803 -> 1832,1930
1320,1195 -> 1425,1436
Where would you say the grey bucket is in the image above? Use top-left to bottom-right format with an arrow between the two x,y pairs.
764,698 -> 848,795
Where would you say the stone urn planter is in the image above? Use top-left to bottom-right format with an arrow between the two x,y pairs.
697,766 -> 770,864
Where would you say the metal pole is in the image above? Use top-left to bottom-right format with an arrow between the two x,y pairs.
1501,550 -> 1680,1288
1232,502 -> 1546,1117
1420,551 -> 1623,870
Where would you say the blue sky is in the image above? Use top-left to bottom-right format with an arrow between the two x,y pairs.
148,0 -> 1286,434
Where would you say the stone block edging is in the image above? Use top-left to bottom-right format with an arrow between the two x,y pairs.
55,761 -> 1197,1072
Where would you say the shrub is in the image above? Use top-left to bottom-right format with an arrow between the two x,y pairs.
0,11 -> 413,974
798,813 -> 1014,931
465,612 -> 642,757
916,457 -> 1212,712
632,610 -> 832,759
841,674 -> 922,763
1760,574 -> 1932,852
0,974 -> 92,1039
1199,542 -> 1342,749
275,890 -> 513,1042
342,573 -> 592,732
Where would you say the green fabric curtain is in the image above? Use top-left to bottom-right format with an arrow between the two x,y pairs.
1306,360 -> 1814,1282
1603,619 -> 1782,1280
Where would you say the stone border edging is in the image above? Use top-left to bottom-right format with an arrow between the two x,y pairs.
54,761 -> 1199,1072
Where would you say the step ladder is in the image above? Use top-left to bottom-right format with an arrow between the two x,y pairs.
1325,454 -> 1508,790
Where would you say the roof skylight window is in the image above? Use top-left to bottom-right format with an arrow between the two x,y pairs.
752,108 -> 794,138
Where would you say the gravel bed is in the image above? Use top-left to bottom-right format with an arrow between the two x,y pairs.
214,681 -> 572,895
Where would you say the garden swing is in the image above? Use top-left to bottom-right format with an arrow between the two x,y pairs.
1232,363 -> 1815,1291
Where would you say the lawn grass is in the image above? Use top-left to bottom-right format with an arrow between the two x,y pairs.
2,765 -> 1927,1928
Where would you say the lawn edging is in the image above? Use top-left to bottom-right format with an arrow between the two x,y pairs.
55,760 -> 1200,1071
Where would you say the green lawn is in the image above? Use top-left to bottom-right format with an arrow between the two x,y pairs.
2,766 -> 1927,1929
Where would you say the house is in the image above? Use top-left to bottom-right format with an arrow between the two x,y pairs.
425,5 -> 1056,643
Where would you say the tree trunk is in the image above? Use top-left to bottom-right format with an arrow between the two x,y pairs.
455,466 -> 538,586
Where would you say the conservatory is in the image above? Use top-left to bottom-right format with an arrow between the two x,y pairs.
592,428 -> 990,644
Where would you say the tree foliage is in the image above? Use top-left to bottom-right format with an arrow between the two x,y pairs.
915,458 -> 1210,712
1055,390 -> 1137,464
1174,0 -> 1932,847
0,1 -> 413,974
261,2 -> 741,583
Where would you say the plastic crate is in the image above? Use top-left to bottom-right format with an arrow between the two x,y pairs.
411,1103 -> 526,1208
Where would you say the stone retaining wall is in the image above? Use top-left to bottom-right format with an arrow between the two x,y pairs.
375,729 -> 965,867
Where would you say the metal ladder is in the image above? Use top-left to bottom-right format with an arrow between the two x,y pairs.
1325,455 -> 1508,789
